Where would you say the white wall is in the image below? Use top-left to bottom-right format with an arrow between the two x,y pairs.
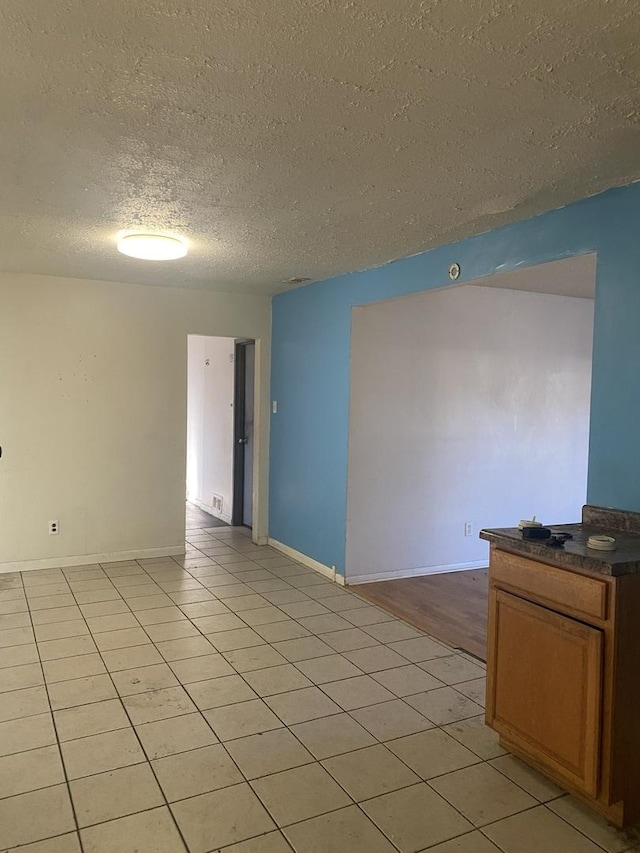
0,273 -> 270,571
186,336 -> 235,523
346,284 -> 594,583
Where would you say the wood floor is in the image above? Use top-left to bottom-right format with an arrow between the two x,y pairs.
355,569 -> 489,660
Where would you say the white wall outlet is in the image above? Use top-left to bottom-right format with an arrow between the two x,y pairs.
272,400 -> 278,414
49,520 -> 60,535
464,521 -> 473,537
212,495 -> 223,512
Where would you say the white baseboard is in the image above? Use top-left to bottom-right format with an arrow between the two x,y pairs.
189,497 -> 231,525
0,545 -> 186,575
346,560 -> 488,585
268,538 -> 346,586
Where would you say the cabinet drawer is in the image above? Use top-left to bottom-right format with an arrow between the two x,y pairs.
491,549 -> 608,622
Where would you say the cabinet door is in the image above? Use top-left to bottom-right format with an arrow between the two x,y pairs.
486,589 -> 603,797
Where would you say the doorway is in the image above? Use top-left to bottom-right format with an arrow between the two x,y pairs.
186,335 -> 256,531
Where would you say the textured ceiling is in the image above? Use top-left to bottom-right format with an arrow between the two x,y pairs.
0,1 -> 638,295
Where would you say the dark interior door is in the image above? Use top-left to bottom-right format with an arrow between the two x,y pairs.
232,340 -> 255,527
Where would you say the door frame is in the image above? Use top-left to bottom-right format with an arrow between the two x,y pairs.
232,339 -> 255,527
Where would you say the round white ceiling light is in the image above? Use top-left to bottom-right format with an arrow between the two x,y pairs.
117,232 -> 188,261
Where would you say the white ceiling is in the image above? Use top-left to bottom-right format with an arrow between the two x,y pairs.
0,1 -> 638,295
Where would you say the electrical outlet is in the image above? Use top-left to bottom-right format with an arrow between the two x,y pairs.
212,495 -> 223,512
464,521 -> 473,537
49,520 -> 60,535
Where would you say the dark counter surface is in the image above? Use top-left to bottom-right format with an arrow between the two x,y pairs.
479,506 -> 640,577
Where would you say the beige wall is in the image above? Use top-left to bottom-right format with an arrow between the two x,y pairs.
0,273 -> 271,570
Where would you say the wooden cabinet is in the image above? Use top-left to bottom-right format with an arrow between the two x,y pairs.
486,547 -> 640,827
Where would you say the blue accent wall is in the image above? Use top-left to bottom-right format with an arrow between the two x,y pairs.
269,183 -> 640,574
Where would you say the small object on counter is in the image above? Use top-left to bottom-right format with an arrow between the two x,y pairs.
522,526 -> 552,540
546,536 -> 566,548
587,535 -> 617,551
519,516 -> 542,530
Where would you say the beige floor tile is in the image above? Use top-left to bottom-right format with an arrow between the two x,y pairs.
252,762 -> 351,826
7,833 -> 83,853
294,654 -> 363,684
483,805 -> 605,853
254,620 -> 312,643
209,627 -> 269,652
119,584 -> 162,599
101,643 -> 164,671
320,627 -> 381,653
455,677 -> 486,707
340,606 -> 394,626
74,588 -> 123,604
277,601 -> 330,619
322,675 -> 395,710
37,635 -> 98,661
273,637 -> 333,663
128,593 -> 175,611
204,698 -> 283,740
85,612 -> 140,633
112,662 -> 180,695
430,763 -> 537,826
172,783 -> 275,852
265,686 -> 342,724
372,664 -> 444,697
180,600 -> 231,618
225,594 -> 273,612
490,754 -> 565,802
34,619 -> 90,642
42,654 -> 107,684
80,806 -> 187,853
152,743 -> 243,801
322,744 -> 419,801
48,673 -> 118,710
70,762 -> 164,826
30,604 -> 83,624
361,621 -> 424,644
93,627 -> 151,651
424,831 -> 503,852
0,661 -> 43,693
223,644 -> 288,671
25,582 -> 69,598
290,713 -> 376,759
0,685 -> 50,722
122,685 -> 197,724
221,831 -> 293,852
0,625 -> 34,647
156,635 -> 215,661
420,654 -> 487,685
547,795 -> 640,852
0,712 -> 56,756
242,664 -> 313,697
226,728 -> 314,780
284,804 -> 398,853
406,687 -> 483,725
191,612 -> 247,633
262,589 -> 310,606
362,783 -> 473,852
240,606 -> 290,627
0,784 -> 76,849
136,605 -> 191,625
61,726 -> 146,779
29,594 -> 76,611
135,712 -> 218,759
144,620 -> 201,641
297,614 -> 353,634
388,637 -> 454,662
0,642 -> 39,668
442,715 -> 507,760
54,698 -> 131,741
0,610 -> 31,628
68,578 -> 112,593
186,674 -> 257,709
79,599 -> 131,618
352,699 -> 432,740
168,651 -> 235,684
343,646 -> 409,673
387,728 -> 480,780
0,744 -> 65,797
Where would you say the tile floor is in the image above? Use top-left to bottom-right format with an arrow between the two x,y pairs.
1,525 -> 639,852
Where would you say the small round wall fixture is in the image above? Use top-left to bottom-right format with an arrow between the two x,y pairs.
117,232 -> 188,261
448,262 -> 461,281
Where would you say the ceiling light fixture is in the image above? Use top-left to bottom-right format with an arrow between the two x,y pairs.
117,232 -> 188,261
